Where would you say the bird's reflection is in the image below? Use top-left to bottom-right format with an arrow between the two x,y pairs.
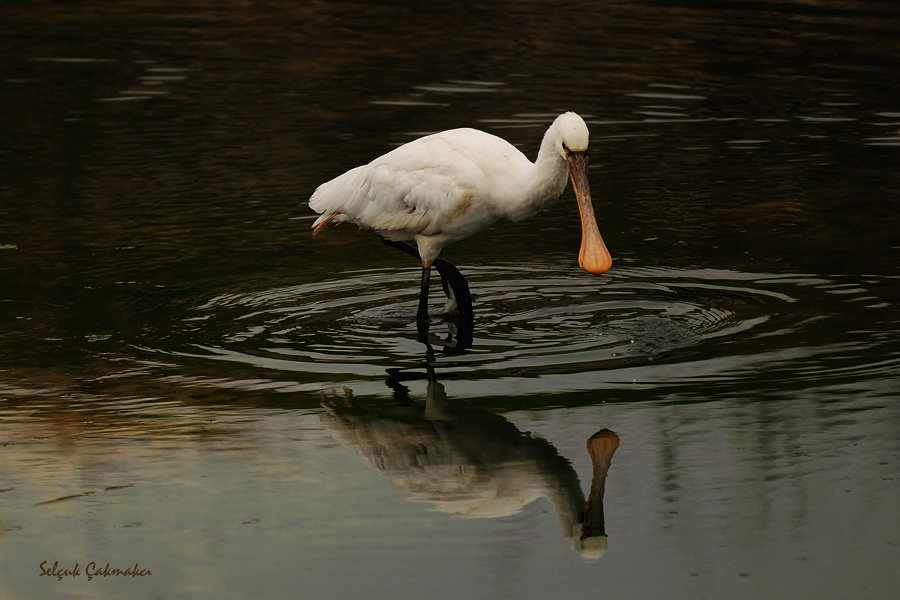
320,361 -> 619,558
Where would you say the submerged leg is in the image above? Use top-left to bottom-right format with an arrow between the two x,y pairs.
433,258 -> 472,317
379,236 -> 473,317
417,265 -> 431,322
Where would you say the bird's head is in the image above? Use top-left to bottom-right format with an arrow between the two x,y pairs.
553,112 -> 612,275
554,111 -> 590,157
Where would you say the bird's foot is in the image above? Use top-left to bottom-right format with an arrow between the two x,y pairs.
439,296 -> 459,315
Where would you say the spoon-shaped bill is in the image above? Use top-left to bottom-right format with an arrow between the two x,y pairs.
567,152 -> 612,275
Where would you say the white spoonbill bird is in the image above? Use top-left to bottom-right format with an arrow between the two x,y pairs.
309,112 -> 612,321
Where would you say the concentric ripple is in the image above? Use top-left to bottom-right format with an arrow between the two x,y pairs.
128,265 -> 900,397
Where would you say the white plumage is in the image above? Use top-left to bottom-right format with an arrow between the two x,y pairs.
309,112 -> 611,319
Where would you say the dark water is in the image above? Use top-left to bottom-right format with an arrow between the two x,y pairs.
2,1 -> 899,598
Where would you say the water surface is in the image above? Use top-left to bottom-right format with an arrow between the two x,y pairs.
1,1 -> 899,598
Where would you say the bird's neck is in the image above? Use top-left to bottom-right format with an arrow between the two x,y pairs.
508,130 -> 569,222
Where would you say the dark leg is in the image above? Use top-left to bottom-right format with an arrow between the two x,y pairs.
379,236 -> 473,317
379,236 -> 421,260
433,258 -> 473,317
417,266 -> 431,322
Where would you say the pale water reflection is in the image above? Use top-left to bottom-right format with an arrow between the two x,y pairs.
2,380 -> 898,599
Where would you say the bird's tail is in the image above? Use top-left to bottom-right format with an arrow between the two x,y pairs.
312,212 -> 339,235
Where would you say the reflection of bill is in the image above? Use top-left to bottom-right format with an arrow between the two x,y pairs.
321,382 -> 619,559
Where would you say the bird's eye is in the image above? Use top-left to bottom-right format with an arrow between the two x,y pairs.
562,142 -> 570,152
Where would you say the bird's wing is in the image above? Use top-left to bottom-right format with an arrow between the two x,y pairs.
310,130 -> 513,237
